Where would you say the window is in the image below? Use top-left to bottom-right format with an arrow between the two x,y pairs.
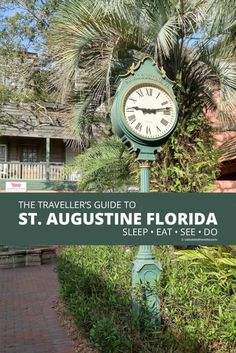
21,145 -> 38,163
0,145 -> 7,162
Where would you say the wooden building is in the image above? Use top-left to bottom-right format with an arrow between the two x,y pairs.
0,103 -> 78,191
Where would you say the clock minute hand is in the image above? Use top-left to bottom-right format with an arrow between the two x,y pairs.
129,107 -> 171,114
154,107 -> 171,112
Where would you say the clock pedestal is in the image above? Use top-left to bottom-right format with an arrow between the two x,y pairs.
131,161 -> 162,328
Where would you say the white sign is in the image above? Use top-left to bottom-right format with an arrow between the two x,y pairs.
6,181 -> 27,192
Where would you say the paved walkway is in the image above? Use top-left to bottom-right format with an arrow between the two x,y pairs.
0,264 -> 75,353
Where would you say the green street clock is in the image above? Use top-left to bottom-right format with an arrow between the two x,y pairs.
111,57 -> 178,160
123,83 -> 177,139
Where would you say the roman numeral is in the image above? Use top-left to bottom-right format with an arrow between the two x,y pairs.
161,101 -> 168,106
164,110 -> 171,115
126,107 -> 134,112
161,118 -> 168,126
146,88 -> 153,96
135,122 -> 142,131
146,126 -> 151,135
156,92 -> 160,99
128,115 -> 136,123
136,89 -> 143,97
129,97 -> 137,103
156,125 -> 161,132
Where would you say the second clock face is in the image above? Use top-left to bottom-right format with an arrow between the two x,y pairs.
123,84 -> 177,140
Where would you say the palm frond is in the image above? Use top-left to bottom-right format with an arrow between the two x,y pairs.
66,136 -> 136,191
218,135 -> 236,162
49,0 -> 236,127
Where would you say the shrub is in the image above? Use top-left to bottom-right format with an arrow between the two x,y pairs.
57,246 -> 236,353
152,113 -> 219,192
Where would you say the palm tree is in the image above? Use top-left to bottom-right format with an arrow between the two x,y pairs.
49,0 -> 236,190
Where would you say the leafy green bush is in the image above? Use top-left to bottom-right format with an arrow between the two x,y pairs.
159,247 -> 236,348
57,246 -> 236,353
152,113 -> 219,192
175,246 -> 236,288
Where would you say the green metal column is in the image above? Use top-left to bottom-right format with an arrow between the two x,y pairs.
131,161 -> 162,327
46,137 -> 50,181
140,163 -> 150,192
139,162 -> 153,285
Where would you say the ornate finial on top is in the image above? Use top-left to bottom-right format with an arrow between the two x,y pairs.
120,57 -> 156,78
160,66 -> 166,78
128,62 -> 136,75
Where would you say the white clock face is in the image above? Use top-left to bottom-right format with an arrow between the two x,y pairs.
123,84 -> 177,139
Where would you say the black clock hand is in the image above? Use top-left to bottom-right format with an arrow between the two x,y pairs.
130,106 -> 143,111
129,107 -> 171,114
130,106 -> 152,113
142,108 -> 170,114
155,107 -> 171,112
142,108 -> 156,114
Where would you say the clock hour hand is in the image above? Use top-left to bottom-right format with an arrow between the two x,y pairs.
144,107 -> 171,114
142,108 -> 157,114
142,108 -> 171,114
130,106 -> 144,111
129,107 -> 157,114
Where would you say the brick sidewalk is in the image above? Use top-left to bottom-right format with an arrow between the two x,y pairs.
0,264 -> 75,353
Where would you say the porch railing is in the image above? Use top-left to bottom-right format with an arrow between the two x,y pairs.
0,162 -> 79,181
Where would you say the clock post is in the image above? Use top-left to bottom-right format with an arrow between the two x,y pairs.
140,161 -> 150,193
131,160 -> 162,327
111,57 -> 178,328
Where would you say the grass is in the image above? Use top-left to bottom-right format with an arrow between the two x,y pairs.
57,246 -> 236,353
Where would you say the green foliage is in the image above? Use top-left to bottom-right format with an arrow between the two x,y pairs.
58,246 -> 236,353
152,113 -> 219,192
50,0 -> 236,125
0,1 -> 62,111
0,84 -> 12,103
0,0 -> 61,50
66,136 -> 137,191
175,246 -> 236,288
58,246 -> 134,352
69,112 -> 218,192
90,317 -> 128,353
29,70 -> 54,102
50,0 -> 235,191
0,71 -> 53,104
159,246 -> 236,346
